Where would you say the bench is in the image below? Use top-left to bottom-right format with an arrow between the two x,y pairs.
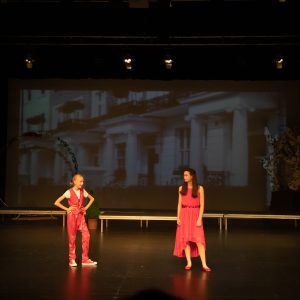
2,209 -> 299,232
99,210 -> 224,233
223,213 -> 300,231
0,209 -> 67,227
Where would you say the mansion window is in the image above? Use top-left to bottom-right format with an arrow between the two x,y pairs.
116,143 -> 126,170
176,127 -> 190,167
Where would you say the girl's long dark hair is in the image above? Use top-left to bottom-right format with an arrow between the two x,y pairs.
180,168 -> 199,198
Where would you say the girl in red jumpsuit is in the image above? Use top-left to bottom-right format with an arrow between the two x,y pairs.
54,173 -> 97,267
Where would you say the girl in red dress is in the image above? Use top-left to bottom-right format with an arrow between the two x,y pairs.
173,168 -> 211,271
54,173 -> 97,267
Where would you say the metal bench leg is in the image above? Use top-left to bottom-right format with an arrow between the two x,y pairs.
146,220 -> 149,228
100,220 -> 103,233
224,218 -> 228,231
218,217 -> 222,232
106,219 -> 108,228
140,220 -> 143,228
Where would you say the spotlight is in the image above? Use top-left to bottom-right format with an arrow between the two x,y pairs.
164,57 -> 173,70
24,56 -> 35,69
275,57 -> 284,70
124,56 -> 133,70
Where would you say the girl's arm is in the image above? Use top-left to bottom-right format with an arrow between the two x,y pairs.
54,195 -> 70,212
84,193 -> 95,211
177,186 -> 182,225
197,185 -> 205,226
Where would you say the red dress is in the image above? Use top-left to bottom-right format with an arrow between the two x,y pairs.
173,187 -> 206,257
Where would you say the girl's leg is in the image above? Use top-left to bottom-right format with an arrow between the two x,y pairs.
184,243 -> 192,267
79,216 -> 90,262
196,242 -> 210,269
67,214 -> 77,262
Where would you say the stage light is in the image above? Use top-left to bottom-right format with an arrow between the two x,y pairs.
124,56 -> 133,70
164,57 -> 173,70
275,57 -> 284,70
24,56 -> 35,69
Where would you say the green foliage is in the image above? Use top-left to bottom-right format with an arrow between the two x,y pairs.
85,190 -> 100,219
262,127 -> 300,192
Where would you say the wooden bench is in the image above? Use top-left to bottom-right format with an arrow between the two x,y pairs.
223,213 -> 300,231
0,209 -> 67,227
99,211 -> 224,233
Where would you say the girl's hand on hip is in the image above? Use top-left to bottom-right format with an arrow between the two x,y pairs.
67,205 -> 77,213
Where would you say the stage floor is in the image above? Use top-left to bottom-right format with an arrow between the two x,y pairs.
0,218 -> 300,300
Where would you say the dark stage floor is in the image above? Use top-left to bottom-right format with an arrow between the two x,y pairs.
0,218 -> 300,300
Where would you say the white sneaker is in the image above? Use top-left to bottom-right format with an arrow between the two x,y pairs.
82,259 -> 97,266
69,260 -> 77,267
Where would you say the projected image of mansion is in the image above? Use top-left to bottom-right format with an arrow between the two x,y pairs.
19,89 -> 283,188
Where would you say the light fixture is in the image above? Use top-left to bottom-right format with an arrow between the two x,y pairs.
124,56 -> 133,70
275,57 -> 284,70
164,57 -> 173,70
24,56 -> 35,69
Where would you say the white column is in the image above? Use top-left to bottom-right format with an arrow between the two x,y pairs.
104,134 -> 114,182
97,137 -> 103,168
101,92 -> 109,115
223,121 -> 231,185
231,109 -> 248,186
126,130 -> 138,186
76,145 -> 85,169
189,115 -> 204,183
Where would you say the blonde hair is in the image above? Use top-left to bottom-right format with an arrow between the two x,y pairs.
69,173 -> 83,187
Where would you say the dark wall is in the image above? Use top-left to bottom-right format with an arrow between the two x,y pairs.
0,77 -> 8,206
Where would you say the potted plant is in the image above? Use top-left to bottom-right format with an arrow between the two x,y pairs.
85,190 -> 100,230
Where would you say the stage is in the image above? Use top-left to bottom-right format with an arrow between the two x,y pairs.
0,218 -> 300,300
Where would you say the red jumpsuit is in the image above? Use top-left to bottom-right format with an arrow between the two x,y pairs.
67,188 -> 90,263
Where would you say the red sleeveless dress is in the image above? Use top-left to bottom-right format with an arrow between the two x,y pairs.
173,187 -> 206,257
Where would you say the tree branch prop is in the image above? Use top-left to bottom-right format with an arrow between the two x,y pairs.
56,136 -> 79,174
4,131 -> 79,175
